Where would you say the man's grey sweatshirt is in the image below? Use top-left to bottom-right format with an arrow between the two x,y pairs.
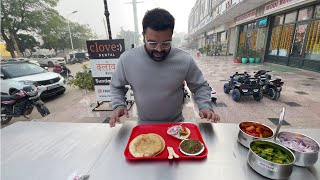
111,46 -> 213,123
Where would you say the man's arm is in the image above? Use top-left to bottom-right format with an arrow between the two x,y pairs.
110,58 -> 129,110
185,58 -> 213,112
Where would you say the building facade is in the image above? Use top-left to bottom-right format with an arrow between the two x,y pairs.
187,0 -> 320,72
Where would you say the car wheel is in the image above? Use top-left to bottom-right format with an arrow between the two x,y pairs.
211,98 -> 217,104
253,91 -> 263,101
223,83 -> 230,94
268,87 -> 280,100
1,106 -> 12,125
232,89 -> 241,102
48,61 -> 54,67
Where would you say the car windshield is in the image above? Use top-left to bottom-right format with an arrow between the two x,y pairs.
46,54 -> 56,58
1,63 -> 46,78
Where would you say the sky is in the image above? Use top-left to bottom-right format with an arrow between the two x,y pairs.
56,0 -> 196,38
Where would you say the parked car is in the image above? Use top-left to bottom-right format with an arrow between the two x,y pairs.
1,61 -> 66,98
68,52 -> 89,64
29,54 -> 66,67
1,58 -> 40,66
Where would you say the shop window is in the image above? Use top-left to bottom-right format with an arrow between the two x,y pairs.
305,20 -> 320,60
291,24 -> 308,57
279,24 -> 295,56
239,31 -> 247,47
284,11 -> 297,24
315,5 -> 320,19
274,15 -> 284,25
268,26 -> 282,55
249,30 -> 258,49
248,23 -> 252,30
297,7 -> 313,21
244,25 -> 248,31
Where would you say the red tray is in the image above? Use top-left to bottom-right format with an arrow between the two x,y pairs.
124,123 -> 208,160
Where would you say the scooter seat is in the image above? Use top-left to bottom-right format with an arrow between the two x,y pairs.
1,95 -> 14,101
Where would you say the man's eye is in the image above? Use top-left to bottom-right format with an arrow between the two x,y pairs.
162,43 -> 171,46
149,42 -> 158,45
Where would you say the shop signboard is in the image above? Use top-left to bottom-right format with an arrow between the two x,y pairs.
235,10 -> 257,24
264,0 -> 305,15
257,17 -> 268,28
86,39 -> 125,102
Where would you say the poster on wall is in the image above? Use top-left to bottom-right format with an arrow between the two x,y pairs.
86,39 -> 125,102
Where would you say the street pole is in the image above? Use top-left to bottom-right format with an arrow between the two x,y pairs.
104,0 -> 112,40
102,18 -> 108,36
125,0 -> 143,47
67,11 -> 78,61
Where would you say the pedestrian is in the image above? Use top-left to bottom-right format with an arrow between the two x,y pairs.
109,8 -> 220,127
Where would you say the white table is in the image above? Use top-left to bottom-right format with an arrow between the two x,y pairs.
1,122 -> 121,180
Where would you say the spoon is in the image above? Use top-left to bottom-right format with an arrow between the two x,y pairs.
274,107 -> 286,142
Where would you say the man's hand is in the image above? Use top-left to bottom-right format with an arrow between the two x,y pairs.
199,109 -> 220,123
110,106 -> 129,127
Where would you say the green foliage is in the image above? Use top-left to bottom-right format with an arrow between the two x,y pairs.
1,0 -> 96,57
236,46 -> 245,58
16,34 -> 39,53
68,64 -> 94,91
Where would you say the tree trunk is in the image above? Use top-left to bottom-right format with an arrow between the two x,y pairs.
9,31 -> 22,57
1,28 -> 16,58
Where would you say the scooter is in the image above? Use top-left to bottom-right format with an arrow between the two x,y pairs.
1,85 -> 50,124
254,70 -> 284,100
183,82 -> 217,104
53,65 -> 73,81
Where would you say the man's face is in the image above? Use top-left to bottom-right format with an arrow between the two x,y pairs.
143,28 -> 173,61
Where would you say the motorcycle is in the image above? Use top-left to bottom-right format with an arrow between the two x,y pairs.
1,85 -> 50,124
254,70 -> 284,100
53,65 -> 73,81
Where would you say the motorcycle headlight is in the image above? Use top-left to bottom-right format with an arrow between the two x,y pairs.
26,90 -> 38,96
253,89 -> 259,92
24,85 -> 38,96
242,89 -> 248,92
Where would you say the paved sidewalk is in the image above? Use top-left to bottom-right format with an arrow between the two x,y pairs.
42,55 -> 320,129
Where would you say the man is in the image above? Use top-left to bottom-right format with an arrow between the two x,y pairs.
110,8 -> 220,127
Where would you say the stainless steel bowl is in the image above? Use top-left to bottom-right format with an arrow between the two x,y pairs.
248,140 -> 295,179
238,121 -> 274,148
277,131 -> 320,167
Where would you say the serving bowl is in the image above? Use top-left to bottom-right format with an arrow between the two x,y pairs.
238,121 -> 274,148
277,131 -> 320,167
179,139 -> 204,156
248,140 -> 295,179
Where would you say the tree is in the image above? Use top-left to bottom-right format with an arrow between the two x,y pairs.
116,27 -> 141,50
1,0 -> 59,57
16,34 -> 40,56
69,22 -> 96,50
40,11 -> 95,53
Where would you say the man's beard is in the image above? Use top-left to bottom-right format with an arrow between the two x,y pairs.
144,46 -> 170,62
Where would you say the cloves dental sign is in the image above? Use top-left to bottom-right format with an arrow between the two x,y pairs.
86,39 -> 125,59
86,39 -> 125,101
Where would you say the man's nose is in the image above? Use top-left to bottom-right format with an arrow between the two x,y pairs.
155,44 -> 163,51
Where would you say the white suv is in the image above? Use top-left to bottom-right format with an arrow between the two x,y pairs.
1,61 -> 66,98
30,54 -> 66,67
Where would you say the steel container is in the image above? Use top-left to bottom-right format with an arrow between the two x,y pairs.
248,140 -> 295,179
277,131 -> 320,167
238,121 -> 274,148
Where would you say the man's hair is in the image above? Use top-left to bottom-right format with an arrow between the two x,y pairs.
142,8 -> 175,34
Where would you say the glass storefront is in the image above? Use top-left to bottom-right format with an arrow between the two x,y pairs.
238,19 -> 268,59
267,4 -> 320,61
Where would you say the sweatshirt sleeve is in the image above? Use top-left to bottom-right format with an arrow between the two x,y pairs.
110,57 -> 129,110
185,57 -> 213,112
